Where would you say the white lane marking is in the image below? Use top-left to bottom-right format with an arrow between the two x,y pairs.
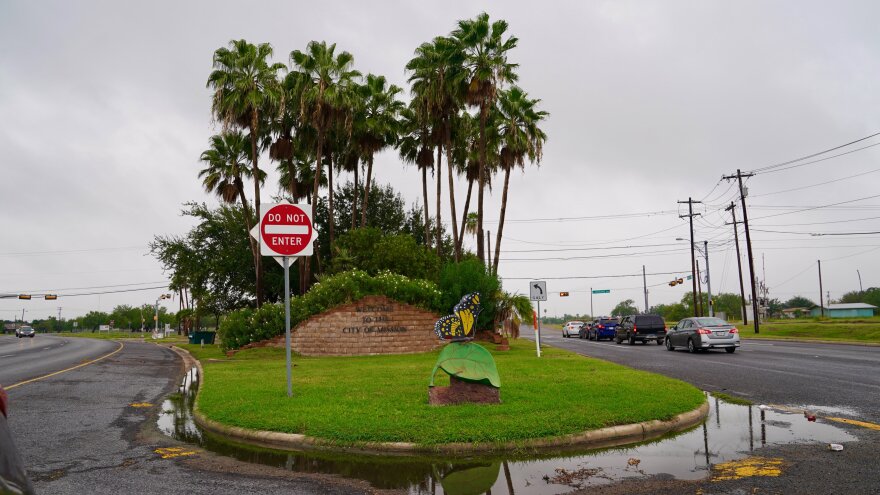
1,354 -> 14,358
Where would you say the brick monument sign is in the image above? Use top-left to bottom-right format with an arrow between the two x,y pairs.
283,295 -> 442,356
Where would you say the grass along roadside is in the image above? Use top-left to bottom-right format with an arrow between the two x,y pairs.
737,319 -> 880,344
49,331 -> 189,343
179,339 -> 705,447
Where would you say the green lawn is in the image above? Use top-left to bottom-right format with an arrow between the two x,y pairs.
738,318 -> 880,343
179,339 -> 705,447
50,331 -> 189,343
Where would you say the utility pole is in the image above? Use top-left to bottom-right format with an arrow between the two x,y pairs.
696,258 -> 704,316
590,287 -> 594,318
678,197 -> 702,317
642,265 -> 649,314
818,260 -> 825,318
857,270 -> 863,293
704,240 -> 713,317
57,307 -> 62,332
723,170 -> 759,333
726,203 -> 748,325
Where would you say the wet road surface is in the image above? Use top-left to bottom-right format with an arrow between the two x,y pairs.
3,338 -> 368,495
0,334 -> 118,387
526,328 -> 880,423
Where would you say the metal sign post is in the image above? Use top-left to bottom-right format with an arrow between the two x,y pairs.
283,256 -> 292,398
529,281 -> 547,357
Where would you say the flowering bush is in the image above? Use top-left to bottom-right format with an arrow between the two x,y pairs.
218,270 -> 443,350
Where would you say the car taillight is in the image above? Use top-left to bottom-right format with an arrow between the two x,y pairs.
697,328 -> 711,335
729,328 -> 738,334
598,324 -> 604,329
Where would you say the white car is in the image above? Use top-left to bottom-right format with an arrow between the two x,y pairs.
562,321 -> 584,338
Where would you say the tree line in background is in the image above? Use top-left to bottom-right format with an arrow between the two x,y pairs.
188,12 -> 547,310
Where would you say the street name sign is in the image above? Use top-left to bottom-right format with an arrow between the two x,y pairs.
592,289 -> 610,294
530,281 -> 547,301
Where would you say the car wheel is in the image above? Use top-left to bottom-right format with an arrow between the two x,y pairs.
725,347 -> 736,354
628,335 -> 635,345
687,338 -> 696,353
641,339 -> 647,345
656,338 -> 664,345
615,336 -> 621,344
665,338 -> 674,351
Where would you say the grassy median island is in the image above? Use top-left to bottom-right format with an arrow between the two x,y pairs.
179,339 -> 705,447
740,318 -> 880,343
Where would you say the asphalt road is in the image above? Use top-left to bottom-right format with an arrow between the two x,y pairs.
2,336 -> 369,495
526,328 -> 880,423
0,334 -> 118,387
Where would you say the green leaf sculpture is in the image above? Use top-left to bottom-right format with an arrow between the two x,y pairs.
430,342 -> 501,388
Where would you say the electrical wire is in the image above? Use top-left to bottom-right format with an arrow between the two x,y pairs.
502,270 -> 692,280
750,168 -> 880,198
750,132 -> 880,174
749,193 -> 880,221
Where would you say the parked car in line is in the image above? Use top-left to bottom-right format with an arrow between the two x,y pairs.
0,386 -> 36,494
14,326 -> 34,338
562,321 -> 585,338
587,317 -> 619,341
665,316 -> 740,353
577,321 -> 593,339
615,314 -> 667,345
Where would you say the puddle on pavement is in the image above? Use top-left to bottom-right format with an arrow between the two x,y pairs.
158,370 -> 856,494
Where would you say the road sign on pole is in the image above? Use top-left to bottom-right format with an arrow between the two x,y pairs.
592,289 -> 610,294
530,281 -> 547,301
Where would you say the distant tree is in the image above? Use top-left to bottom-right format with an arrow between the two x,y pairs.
839,287 -> 880,308
611,299 -> 639,316
650,303 -> 689,323
784,296 -> 816,308
328,227 -> 441,281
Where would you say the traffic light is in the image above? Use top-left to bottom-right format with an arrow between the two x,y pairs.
18,294 -> 31,300
45,294 -> 58,300
559,291 -> 570,297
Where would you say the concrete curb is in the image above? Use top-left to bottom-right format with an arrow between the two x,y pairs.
742,337 -> 880,347
171,345 -> 709,456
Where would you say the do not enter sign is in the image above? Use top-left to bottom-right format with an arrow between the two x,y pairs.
259,203 -> 315,257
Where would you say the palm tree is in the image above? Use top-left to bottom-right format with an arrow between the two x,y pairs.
291,41 -> 361,285
492,87 -> 547,274
398,105 -> 434,245
207,39 -> 285,307
355,74 -> 404,228
407,36 -> 468,259
494,291 -> 532,339
453,13 -> 518,265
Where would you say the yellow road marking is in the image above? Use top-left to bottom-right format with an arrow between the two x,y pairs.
155,447 -> 197,459
129,402 -> 153,408
4,342 -> 124,390
826,417 -> 880,431
712,457 -> 783,481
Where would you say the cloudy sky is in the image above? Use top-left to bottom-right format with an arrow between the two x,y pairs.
2,1 -> 879,321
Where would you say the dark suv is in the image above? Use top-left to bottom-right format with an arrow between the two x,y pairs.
615,314 -> 667,345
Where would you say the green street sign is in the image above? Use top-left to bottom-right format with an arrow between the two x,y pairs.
592,289 -> 610,294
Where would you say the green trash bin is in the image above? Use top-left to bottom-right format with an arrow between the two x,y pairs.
188,331 -> 216,345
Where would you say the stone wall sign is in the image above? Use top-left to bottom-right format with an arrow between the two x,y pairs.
288,295 -> 442,356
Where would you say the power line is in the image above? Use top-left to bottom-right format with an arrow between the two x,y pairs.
500,247 -> 688,262
501,242 -> 682,253
752,229 -> 880,236
0,246 -> 148,257
750,131 -> 880,174
482,209 -> 678,224
2,281 -> 170,293
503,270 -> 691,281
753,215 -> 880,227
754,142 -> 880,175
749,194 -> 880,221
750,168 -> 880,198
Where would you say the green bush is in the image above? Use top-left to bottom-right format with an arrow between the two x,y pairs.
328,227 -> 441,281
218,270 -> 443,350
438,257 -> 501,332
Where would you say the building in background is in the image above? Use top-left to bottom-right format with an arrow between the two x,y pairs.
810,303 -> 877,318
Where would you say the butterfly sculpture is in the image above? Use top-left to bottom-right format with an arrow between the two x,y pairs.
434,292 -> 482,342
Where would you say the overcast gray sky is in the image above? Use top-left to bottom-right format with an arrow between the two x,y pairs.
2,0 -> 879,321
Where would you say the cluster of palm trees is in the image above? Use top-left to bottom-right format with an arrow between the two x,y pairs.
199,13 -> 547,307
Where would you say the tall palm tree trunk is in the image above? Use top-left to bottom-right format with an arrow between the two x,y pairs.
236,178 -> 259,280
287,161 -> 299,201
446,146 -> 460,261
361,155 -> 374,227
421,165 -> 430,247
306,132 -> 325,289
492,166 -> 511,275
458,178 -> 473,254
328,152 -> 335,248
248,117 -> 264,307
435,144 -> 442,257
351,160 -> 359,229
477,105 -> 488,264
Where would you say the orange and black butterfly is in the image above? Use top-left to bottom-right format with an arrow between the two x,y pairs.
434,292 -> 482,341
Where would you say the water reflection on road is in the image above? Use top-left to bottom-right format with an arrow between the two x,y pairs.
158,369 -> 855,494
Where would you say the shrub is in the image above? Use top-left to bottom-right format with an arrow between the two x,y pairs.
439,257 -> 501,332
218,270 -> 443,350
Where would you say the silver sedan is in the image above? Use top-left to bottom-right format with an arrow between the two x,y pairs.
665,317 -> 740,353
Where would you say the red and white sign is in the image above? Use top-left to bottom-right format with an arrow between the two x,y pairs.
259,203 -> 315,257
